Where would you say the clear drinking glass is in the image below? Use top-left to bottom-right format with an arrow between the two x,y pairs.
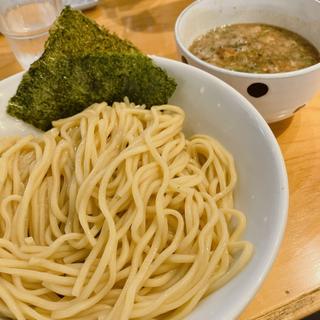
0,0 -> 62,69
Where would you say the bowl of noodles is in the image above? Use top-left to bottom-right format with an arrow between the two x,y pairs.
0,56 -> 288,319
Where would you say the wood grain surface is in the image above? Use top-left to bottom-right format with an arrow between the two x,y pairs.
1,1 -> 320,319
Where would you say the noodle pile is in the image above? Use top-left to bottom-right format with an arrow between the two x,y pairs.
0,102 -> 253,320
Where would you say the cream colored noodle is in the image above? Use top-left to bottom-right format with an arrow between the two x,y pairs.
0,101 -> 253,320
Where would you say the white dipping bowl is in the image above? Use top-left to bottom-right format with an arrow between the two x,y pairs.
175,0 -> 320,123
0,56 -> 288,319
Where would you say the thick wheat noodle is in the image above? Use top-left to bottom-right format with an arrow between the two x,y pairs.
0,101 -> 253,319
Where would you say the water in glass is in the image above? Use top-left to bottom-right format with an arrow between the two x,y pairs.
0,1 -> 62,69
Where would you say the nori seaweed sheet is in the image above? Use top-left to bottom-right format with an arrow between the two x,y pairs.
7,7 -> 177,131
8,53 -> 177,130
41,6 -> 139,59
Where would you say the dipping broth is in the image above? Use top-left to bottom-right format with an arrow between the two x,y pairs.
189,23 -> 320,73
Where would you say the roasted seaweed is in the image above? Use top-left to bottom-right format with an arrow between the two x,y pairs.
8,53 -> 177,130
41,6 -> 139,60
7,7 -> 177,131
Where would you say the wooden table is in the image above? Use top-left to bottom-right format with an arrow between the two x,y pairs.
1,1 -> 320,319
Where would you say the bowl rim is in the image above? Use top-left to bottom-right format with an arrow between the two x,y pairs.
152,55 -> 289,318
175,0 -> 320,79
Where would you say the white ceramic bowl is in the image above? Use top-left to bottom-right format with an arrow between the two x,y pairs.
175,0 -> 320,123
0,56 -> 288,319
